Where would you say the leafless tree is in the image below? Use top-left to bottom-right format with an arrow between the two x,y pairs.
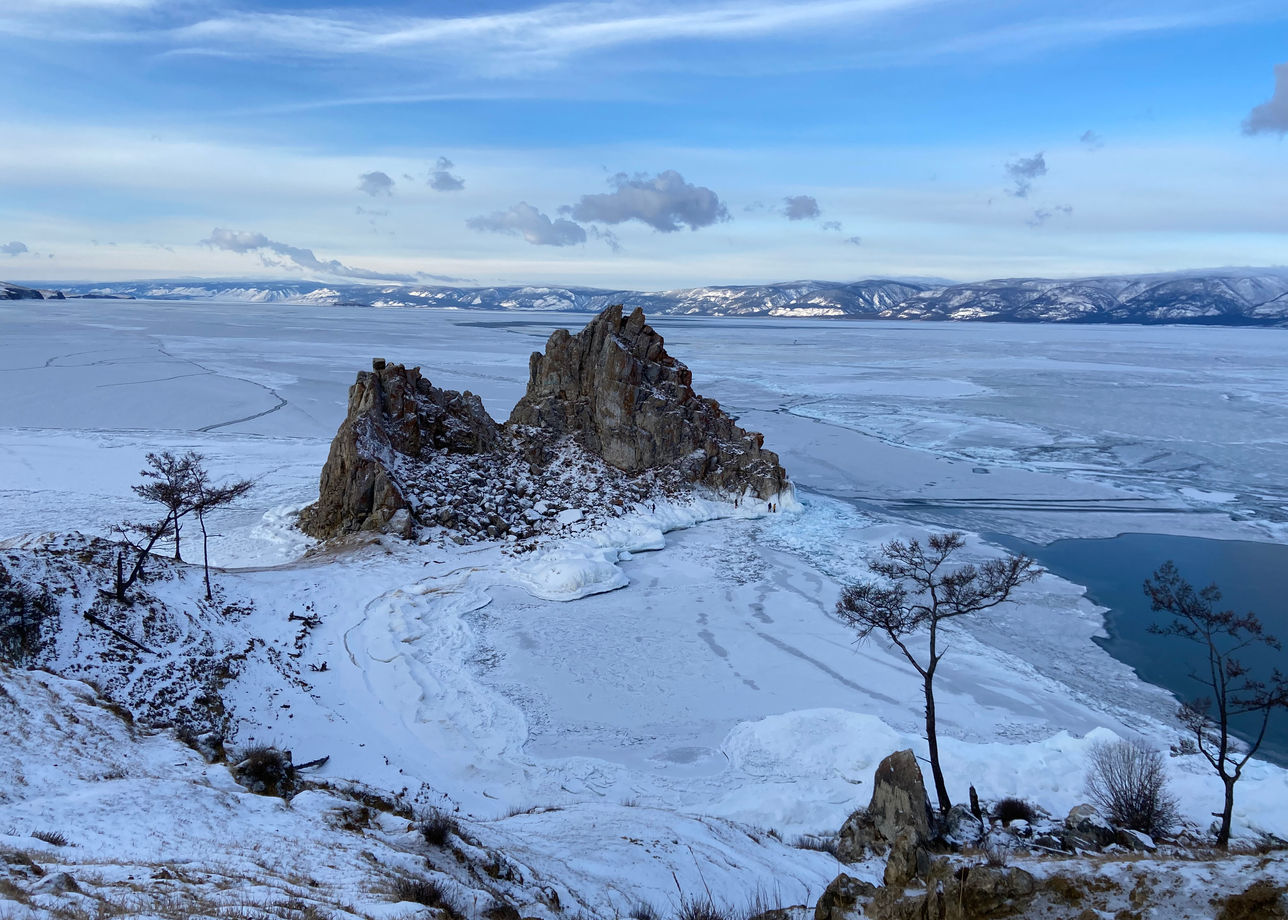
188,464 -> 252,600
111,451 -> 251,603
1085,739 -> 1179,837
836,532 -> 1041,811
1145,561 -> 1288,848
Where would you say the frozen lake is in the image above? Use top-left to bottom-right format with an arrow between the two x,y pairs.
3,298 -> 1287,831
4,299 -> 1286,550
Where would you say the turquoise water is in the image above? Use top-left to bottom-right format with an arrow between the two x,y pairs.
995,533 -> 1288,766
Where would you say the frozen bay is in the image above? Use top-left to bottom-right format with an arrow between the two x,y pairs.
2,298 -> 1287,852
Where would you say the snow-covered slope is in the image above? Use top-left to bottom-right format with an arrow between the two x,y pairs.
30,268 -> 1288,324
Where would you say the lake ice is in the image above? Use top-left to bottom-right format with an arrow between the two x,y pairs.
2,298 -> 1287,859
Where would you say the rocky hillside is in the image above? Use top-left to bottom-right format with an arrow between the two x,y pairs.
1,282 -> 63,300
298,305 -> 790,543
40,268 -> 1288,324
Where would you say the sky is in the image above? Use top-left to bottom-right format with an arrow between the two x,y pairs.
1,0 -> 1286,289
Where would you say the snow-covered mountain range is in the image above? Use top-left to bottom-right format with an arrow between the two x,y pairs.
10,268 -> 1288,324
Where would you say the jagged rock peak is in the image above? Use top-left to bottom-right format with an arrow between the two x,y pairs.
510,304 -> 789,501
298,360 -> 502,540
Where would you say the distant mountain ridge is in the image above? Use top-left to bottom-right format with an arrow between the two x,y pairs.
9,268 -> 1288,325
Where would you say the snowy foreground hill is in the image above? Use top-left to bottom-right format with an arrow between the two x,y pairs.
16,266 -> 1288,324
1,301 -> 1287,917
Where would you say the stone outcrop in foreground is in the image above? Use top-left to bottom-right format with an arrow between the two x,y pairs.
299,305 -> 791,542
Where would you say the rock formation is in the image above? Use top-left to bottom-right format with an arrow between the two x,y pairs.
510,305 -> 788,499
299,306 -> 791,543
837,749 -> 935,861
298,361 -> 502,539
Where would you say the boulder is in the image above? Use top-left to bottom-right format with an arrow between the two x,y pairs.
1063,803 -> 1116,852
509,305 -> 789,500
813,873 -> 878,920
941,802 -> 984,847
837,749 -> 934,861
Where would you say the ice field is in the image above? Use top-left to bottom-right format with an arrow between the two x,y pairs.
2,298 -> 1288,910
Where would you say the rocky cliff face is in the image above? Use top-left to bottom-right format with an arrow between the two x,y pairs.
510,305 -> 788,499
299,306 -> 791,543
298,360 -> 502,539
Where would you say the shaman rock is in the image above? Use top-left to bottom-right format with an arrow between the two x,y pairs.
299,306 -> 792,543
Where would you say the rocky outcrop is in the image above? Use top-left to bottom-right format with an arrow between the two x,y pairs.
298,360 -> 502,539
837,749 -> 935,861
300,306 -> 792,543
2,282 -> 58,300
510,305 -> 788,500
864,863 -> 1038,920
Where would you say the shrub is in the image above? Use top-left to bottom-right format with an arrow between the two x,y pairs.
1085,740 -> 1179,837
389,876 -> 461,916
630,903 -> 662,920
231,744 -> 298,798
30,829 -> 68,846
418,807 -> 460,846
993,797 -> 1036,826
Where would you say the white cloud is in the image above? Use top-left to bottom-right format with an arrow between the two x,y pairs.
568,170 -> 729,232
203,227 -> 439,281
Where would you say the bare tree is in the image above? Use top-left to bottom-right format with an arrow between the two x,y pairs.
836,532 -> 1041,811
1144,561 -> 1288,848
1085,739 -> 1179,837
110,451 -> 251,603
188,464 -> 253,600
132,450 -> 200,562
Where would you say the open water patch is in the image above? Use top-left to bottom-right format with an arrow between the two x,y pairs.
996,532 -> 1288,766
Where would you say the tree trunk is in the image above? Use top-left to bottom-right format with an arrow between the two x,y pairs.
1217,775 -> 1236,849
925,675 -> 951,812
199,509 -> 212,601
172,512 -> 182,562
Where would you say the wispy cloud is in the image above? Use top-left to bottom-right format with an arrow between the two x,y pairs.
1244,61 -> 1288,135
3,0 -> 1269,79
166,1 -> 937,63
1079,130 -> 1105,150
466,203 -> 586,246
568,170 -> 729,232
203,227 -> 433,281
1,240 -> 29,256
1027,204 -> 1073,227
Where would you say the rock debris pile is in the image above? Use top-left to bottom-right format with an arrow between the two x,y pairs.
299,305 -> 791,544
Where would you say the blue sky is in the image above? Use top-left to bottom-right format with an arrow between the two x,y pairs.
2,0 -> 1286,287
